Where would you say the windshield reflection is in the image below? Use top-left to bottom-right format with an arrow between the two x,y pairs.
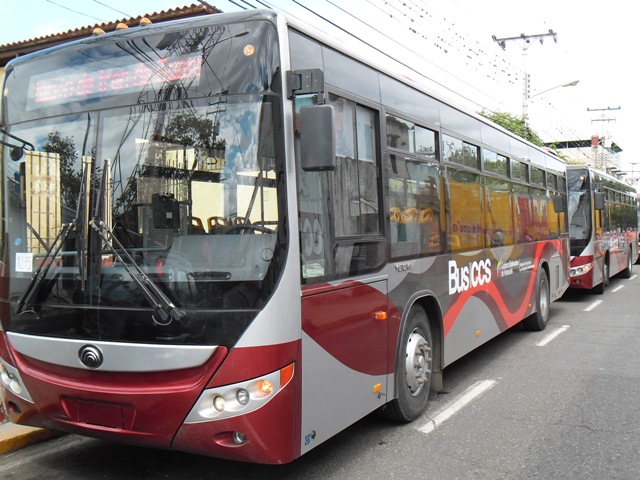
4,95 -> 283,344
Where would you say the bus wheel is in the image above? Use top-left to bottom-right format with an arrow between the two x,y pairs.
593,260 -> 609,295
380,305 -> 432,422
621,248 -> 633,278
522,269 -> 549,331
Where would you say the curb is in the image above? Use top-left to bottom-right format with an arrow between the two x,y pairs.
0,423 -> 64,455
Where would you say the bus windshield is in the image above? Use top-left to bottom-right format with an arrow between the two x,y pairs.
567,169 -> 592,254
1,17 -> 285,347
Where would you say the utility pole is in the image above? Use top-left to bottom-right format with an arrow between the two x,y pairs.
588,106 -> 621,171
492,30 -> 558,118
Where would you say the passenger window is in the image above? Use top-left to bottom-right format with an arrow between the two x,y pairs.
388,154 -> 442,258
484,177 -> 514,246
447,168 -> 484,251
330,95 -> 381,237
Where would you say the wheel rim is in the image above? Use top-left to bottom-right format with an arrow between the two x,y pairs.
405,328 -> 431,397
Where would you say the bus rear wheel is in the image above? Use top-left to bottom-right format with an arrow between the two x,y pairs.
380,305 -> 432,422
522,269 -> 549,331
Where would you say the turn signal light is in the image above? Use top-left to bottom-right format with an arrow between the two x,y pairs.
257,379 -> 274,396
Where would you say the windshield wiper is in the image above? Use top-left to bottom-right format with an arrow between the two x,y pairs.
90,159 -> 187,326
15,157 -> 92,315
90,219 -> 188,326
16,223 -> 74,315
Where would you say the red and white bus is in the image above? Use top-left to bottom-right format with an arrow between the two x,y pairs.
0,11 -> 569,464
567,165 -> 638,293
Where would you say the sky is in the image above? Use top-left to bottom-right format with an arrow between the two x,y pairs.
0,0 -> 637,179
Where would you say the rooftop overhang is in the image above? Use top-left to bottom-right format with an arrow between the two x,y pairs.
0,3 -> 221,67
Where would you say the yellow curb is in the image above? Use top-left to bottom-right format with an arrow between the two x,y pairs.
0,424 -> 64,455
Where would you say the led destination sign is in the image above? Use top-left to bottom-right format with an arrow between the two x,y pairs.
27,53 -> 202,110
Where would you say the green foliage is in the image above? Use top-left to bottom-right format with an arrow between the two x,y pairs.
479,111 -> 545,147
43,130 -> 81,209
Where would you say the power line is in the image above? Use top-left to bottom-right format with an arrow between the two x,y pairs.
92,0 -> 131,18
45,0 -> 104,22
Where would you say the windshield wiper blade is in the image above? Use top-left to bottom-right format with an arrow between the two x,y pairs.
16,222 -> 74,314
90,219 -> 188,326
89,159 -> 186,326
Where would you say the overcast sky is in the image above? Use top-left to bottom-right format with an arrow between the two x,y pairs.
0,1 -> 635,176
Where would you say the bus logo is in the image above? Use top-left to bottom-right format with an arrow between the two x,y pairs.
78,345 -> 104,369
448,259 -> 492,295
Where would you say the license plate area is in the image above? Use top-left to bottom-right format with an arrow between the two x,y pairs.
61,398 -> 134,429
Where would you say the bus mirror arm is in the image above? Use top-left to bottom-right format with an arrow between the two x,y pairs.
300,104 -> 336,172
0,127 -> 34,161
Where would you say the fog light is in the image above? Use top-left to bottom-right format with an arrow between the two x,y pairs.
236,389 -> 249,405
232,431 -> 246,445
213,395 -> 226,412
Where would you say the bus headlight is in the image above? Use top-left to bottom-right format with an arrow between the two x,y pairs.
0,358 -> 33,403
213,395 -> 226,412
236,389 -> 249,405
185,363 -> 294,423
570,262 -> 593,277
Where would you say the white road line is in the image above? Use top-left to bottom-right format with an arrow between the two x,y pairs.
630,274 -> 637,280
584,299 -> 603,312
418,379 -> 496,434
611,285 -> 624,293
536,325 -> 570,347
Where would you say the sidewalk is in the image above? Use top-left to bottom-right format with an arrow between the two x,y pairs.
0,422 -> 63,455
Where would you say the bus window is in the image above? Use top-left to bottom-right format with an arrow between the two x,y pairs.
329,95 -> 381,238
484,177 -> 513,246
531,187 -> 550,241
443,134 -> 479,170
513,184 -> 533,243
446,168 -> 484,251
388,154 -> 442,258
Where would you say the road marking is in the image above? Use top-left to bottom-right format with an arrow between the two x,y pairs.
584,299 -> 603,312
611,285 -> 624,293
536,325 -> 570,346
418,379 -> 496,434
630,274 -> 637,280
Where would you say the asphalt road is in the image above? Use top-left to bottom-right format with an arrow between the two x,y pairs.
2,272 -> 640,480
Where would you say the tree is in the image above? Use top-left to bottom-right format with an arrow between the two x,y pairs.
479,111 -> 545,147
43,130 -> 81,209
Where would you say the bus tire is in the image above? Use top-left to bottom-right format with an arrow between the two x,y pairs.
522,269 -> 550,331
380,305 -> 432,422
593,260 -> 609,295
621,248 -> 633,278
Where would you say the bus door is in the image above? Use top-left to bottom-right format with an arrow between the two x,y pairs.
300,279 -> 388,453
296,95 -> 388,452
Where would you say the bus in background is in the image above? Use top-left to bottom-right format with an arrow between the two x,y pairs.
567,165 -> 638,293
0,10 -> 569,464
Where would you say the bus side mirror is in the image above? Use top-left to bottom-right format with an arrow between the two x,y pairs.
552,194 -> 565,213
300,104 -> 336,171
594,191 -> 605,211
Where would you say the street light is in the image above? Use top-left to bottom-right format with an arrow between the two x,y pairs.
530,80 -> 580,99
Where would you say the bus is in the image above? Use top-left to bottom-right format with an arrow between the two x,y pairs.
567,165 -> 638,293
0,10 -> 569,464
